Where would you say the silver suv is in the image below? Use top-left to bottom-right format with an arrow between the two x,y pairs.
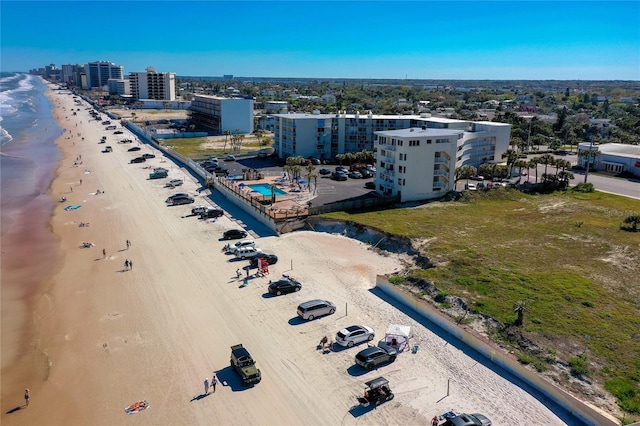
297,299 -> 336,321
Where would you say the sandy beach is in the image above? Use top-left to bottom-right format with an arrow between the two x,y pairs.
0,84 -> 571,425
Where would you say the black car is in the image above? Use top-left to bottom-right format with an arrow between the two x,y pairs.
142,153 -> 156,159
199,208 -> 224,219
444,413 -> 492,426
364,181 -> 376,189
130,156 -> 146,163
128,146 -> 141,152
355,343 -> 397,370
250,253 -> 278,268
223,229 -> 248,240
114,130 -> 124,134
267,278 -> 301,296
319,168 -> 331,175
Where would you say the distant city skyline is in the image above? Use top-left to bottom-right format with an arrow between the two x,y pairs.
1,1 -> 639,81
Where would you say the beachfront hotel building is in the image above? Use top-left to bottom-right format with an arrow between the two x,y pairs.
189,94 -> 254,135
272,111 -> 511,169
85,61 -> 124,89
374,127 -> 460,202
129,67 -> 176,101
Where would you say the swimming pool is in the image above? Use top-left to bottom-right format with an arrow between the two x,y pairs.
247,183 -> 288,197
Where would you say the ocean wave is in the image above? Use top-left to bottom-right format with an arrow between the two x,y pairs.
0,125 -> 14,145
0,73 -> 21,85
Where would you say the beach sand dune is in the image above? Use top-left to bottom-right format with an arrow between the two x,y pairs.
1,86 -> 567,425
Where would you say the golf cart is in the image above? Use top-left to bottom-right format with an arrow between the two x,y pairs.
356,376 -> 394,407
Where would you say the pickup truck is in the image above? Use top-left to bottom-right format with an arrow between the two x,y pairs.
230,344 -> 261,386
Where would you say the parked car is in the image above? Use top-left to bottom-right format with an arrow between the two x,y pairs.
114,130 -> 124,134
200,208 -> 224,219
142,153 -> 156,159
297,299 -> 336,321
224,154 -> 236,161
128,146 -> 141,152
130,156 -> 146,164
118,139 -> 133,144
336,325 -> 375,348
319,168 -> 331,175
355,343 -> 397,370
102,146 -> 113,153
348,171 -> 363,179
359,168 -> 373,178
235,247 -> 263,260
167,195 -> 194,205
166,193 -> 189,203
191,206 -> 209,215
165,179 -> 184,188
308,157 -> 321,165
223,229 -> 248,240
335,166 -> 348,173
250,253 -> 278,268
268,277 -> 302,296
364,181 -> 376,189
443,413 -> 492,426
465,183 -> 477,191
229,239 -> 256,253
331,172 -> 348,181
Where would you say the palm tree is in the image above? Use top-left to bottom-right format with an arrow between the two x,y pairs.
514,159 -> 528,181
513,300 -> 527,326
455,165 -> 477,187
223,129 -> 231,152
505,150 -> 518,177
538,154 -> 555,176
529,158 -> 539,183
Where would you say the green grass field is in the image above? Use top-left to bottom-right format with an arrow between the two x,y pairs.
324,189 -> 640,416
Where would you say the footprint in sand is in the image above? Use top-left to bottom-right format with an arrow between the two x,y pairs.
100,311 -> 123,322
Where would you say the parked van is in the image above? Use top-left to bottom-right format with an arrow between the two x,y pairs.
297,299 -> 336,321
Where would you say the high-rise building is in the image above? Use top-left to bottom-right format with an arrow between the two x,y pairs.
189,94 -> 254,134
85,61 -> 124,89
129,67 -> 176,101
272,112 -> 510,169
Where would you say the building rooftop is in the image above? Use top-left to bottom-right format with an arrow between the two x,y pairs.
597,143 -> 640,158
376,127 -> 462,138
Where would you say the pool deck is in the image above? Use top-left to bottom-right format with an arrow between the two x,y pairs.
220,175 -> 314,219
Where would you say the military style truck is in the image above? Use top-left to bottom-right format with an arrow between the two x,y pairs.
230,344 -> 261,386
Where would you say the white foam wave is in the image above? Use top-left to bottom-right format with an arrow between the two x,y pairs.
0,73 -> 21,85
0,125 -> 14,145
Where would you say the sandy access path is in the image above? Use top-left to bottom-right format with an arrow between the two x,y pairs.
1,87 -> 569,425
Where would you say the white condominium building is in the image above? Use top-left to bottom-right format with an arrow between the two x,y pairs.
129,67 -> 176,101
272,111 -> 510,169
189,94 -> 254,135
375,127 -> 460,202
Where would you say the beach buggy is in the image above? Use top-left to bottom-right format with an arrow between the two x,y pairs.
356,376 -> 394,407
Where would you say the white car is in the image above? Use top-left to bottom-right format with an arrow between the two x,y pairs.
165,179 -> 184,188
235,247 -> 263,260
335,325 -> 375,347
229,239 -> 256,254
225,154 -> 236,161
191,206 -> 209,215
466,183 -> 477,191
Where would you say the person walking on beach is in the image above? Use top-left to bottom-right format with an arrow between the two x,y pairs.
79,179 -> 82,185
126,239 -> 131,249
211,374 -> 217,393
125,260 -> 129,270
24,389 -> 30,407
236,268 -> 242,279
129,260 -> 133,270
204,378 -> 210,395
102,248 -> 106,258
70,186 -> 73,193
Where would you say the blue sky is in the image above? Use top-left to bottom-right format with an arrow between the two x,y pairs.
1,1 -> 639,80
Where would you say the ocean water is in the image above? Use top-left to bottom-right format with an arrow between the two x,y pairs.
1,73 -> 63,368
1,72 -> 62,235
